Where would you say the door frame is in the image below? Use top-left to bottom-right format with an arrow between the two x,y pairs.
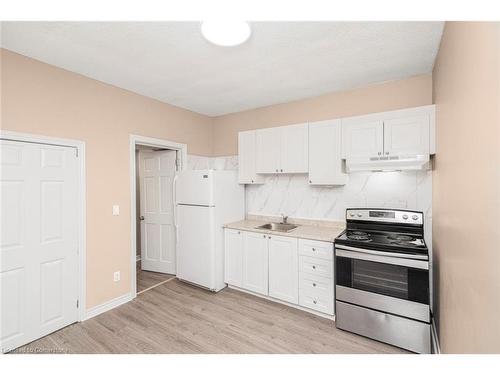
129,134 -> 187,299
0,130 -> 87,322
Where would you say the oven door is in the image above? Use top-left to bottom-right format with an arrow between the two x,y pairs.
335,245 -> 430,322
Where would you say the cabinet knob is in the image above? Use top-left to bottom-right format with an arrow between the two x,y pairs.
268,236 -> 271,239
312,265 -> 316,270
312,248 -> 316,252
309,180 -> 312,183
275,169 -> 278,172
263,234 -> 266,238
280,169 -> 283,172
313,283 -> 316,287
238,231 -> 240,234
251,179 -> 254,183
313,300 -> 317,304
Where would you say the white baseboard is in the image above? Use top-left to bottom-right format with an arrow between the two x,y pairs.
84,293 -> 132,320
431,318 -> 441,354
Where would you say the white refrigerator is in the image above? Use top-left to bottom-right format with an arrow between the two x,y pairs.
174,169 -> 244,292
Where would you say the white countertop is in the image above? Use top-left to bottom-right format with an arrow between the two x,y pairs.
224,218 -> 345,243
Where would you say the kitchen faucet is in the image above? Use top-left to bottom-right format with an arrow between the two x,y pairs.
281,213 -> 288,224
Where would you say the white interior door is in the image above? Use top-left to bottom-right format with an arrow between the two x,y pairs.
139,150 -> 177,274
0,140 -> 79,352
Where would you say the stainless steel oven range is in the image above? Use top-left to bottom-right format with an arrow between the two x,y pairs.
334,208 -> 431,353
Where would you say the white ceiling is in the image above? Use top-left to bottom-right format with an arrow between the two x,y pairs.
1,22 -> 444,116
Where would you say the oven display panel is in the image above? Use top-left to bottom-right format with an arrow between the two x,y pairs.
369,211 -> 395,218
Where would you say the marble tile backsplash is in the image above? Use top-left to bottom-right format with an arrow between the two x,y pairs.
187,154 -> 238,171
186,154 -> 432,248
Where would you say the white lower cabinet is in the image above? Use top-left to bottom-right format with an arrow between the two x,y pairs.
224,229 -> 334,316
268,235 -> 298,304
224,229 -> 244,287
242,231 -> 269,295
298,239 -> 335,315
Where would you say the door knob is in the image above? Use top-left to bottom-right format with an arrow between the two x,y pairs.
139,216 -> 145,221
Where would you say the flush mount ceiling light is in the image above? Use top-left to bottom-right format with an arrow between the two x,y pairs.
201,21 -> 251,46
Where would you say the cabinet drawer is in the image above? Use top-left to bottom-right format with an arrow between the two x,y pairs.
298,239 -> 333,260
299,256 -> 333,279
299,285 -> 334,315
299,272 -> 333,296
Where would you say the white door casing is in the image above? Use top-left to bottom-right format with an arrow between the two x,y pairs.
139,150 -> 177,274
1,140 -> 79,352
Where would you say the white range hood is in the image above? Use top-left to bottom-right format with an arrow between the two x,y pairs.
346,154 -> 431,172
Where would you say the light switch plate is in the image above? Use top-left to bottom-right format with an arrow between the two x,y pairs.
112,205 -> 120,216
113,271 -> 120,282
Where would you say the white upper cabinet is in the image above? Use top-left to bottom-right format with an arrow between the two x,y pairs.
383,115 -> 430,156
342,120 -> 384,159
341,105 -> 435,159
238,130 -> 264,184
256,123 -> 308,174
280,123 -> 309,173
308,119 -> 347,185
256,127 -> 281,173
268,235 -> 299,304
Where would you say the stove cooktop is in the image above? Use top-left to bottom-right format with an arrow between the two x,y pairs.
335,229 -> 429,256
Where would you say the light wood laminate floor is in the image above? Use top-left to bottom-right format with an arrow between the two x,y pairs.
136,262 -> 175,293
13,280 -> 407,354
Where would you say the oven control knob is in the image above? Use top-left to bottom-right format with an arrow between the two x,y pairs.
412,215 -> 418,220
349,212 -> 355,217
357,213 -> 362,217
402,214 -> 409,220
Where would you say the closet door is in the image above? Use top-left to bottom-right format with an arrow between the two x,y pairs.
1,140 -> 79,352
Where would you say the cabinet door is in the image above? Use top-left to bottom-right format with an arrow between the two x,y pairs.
224,229 -> 244,287
268,235 -> 298,304
242,232 -> 269,295
256,127 -> 281,173
383,115 -> 430,156
342,120 -> 384,158
281,123 -> 309,173
238,131 -> 263,184
308,119 -> 346,185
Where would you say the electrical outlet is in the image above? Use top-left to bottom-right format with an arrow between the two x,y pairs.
112,205 -> 120,216
113,271 -> 120,282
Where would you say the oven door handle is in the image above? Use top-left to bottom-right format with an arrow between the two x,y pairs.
335,248 -> 429,270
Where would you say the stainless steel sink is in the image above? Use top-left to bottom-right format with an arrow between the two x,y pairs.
256,223 -> 298,232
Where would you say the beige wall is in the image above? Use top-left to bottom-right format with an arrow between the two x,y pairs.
212,74 -> 433,155
0,49 -> 213,309
432,22 -> 500,353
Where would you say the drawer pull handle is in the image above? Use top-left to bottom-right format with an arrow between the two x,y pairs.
312,265 -> 316,270
312,283 -> 316,287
